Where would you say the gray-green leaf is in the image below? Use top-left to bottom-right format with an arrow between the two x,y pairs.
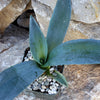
43,39 -> 100,67
29,15 -> 48,65
0,60 -> 45,100
47,0 -> 71,53
51,70 -> 67,87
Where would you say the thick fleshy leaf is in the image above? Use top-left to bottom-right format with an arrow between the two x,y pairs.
43,39 -> 100,67
29,15 -> 48,65
51,70 -> 67,87
47,0 -> 71,53
0,60 -> 45,100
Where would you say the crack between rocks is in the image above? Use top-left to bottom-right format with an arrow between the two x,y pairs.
71,19 -> 100,25
0,46 -> 13,54
24,0 -> 32,10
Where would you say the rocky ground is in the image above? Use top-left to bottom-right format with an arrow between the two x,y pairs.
0,0 -> 100,100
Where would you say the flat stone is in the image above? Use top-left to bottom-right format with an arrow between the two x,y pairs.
0,39 -> 29,72
58,64 -> 100,100
64,21 -> 100,42
71,0 -> 100,23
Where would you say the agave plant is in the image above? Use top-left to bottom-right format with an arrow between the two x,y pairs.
0,0 -> 100,100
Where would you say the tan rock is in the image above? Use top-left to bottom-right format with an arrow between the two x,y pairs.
64,20 -> 100,42
0,0 -> 30,33
0,0 -> 12,11
59,64 -> 100,100
64,21 -> 88,42
0,0 -> 100,34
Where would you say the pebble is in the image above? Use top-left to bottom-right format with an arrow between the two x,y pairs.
41,89 -> 45,92
44,81 -> 49,86
41,85 -> 46,89
50,67 -> 55,74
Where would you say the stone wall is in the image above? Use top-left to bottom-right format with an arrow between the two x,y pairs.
0,0 -> 100,100
32,0 -> 100,38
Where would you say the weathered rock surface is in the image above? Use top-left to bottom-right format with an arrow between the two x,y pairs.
0,0 -> 12,10
0,22 -> 29,72
37,0 -> 57,10
17,9 -> 36,28
0,0 -> 100,100
0,39 -> 29,72
0,0 -> 31,33
31,0 -> 53,35
64,21 -> 100,42
59,64 -> 100,100
0,0 -> 100,33
31,0 -> 100,36
71,0 -> 100,23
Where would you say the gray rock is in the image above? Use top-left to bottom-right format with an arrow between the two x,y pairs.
31,0 -> 53,35
0,0 -> 12,11
17,10 -> 36,28
0,42 -> 10,54
2,24 -> 29,45
71,0 -> 100,23
0,39 -> 29,72
64,21 -> 100,42
0,22 -> 29,72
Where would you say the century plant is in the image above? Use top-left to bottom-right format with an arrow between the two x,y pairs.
0,0 -> 100,100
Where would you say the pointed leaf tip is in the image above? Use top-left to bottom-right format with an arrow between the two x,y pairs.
51,70 -> 68,87
47,0 -> 71,53
29,15 -> 48,65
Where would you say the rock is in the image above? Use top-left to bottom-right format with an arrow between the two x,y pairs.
90,83 -> 100,100
0,0 -> 100,34
0,21 -> 29,72
58,64 -> 100,100
0,39 -> 29,72
0,0 -> 100,100
0,23 -> 29,47
71,0 -> 100,23
0,0 -> 31,33
64,21 -> 100,42
0,0 -> 12,11
37,0 -> 57,10
31,0 -> 100,36
0,42 -> 10,54
64,21 -> 88,42
31,0 -> 53,36
17,9 -> 36,29
14,91 -> 35,100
